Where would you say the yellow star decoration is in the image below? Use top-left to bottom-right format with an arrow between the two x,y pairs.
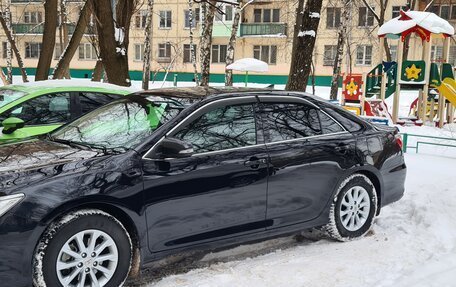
345,78 -> 358,95
405,64 -> 422,80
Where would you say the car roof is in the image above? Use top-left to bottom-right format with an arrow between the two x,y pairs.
137,86 -> 289,99
0,79 -> 139,94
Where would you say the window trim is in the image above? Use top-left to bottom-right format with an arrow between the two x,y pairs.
143,96 -> 259,159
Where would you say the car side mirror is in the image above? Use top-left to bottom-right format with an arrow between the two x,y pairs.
1,117 -> 25,135
156,137 -> 194,159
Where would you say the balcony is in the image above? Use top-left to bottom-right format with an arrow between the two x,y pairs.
11,0 -> 41,3
12,23 -> 79,35
240,23 -> 287,37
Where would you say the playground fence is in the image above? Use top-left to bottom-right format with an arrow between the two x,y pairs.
400,133 -> 456,153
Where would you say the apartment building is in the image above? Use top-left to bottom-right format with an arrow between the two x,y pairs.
0,0 -> 455,85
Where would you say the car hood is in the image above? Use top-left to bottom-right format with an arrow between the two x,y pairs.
0,139 -> 100,173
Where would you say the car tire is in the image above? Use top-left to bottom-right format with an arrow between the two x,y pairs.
322,173 -> 378,241
33,209 -> 132,287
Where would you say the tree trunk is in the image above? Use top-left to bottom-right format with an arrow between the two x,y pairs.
92,60 -> 104,81
4,0 -> 13,84
188,0 -> 199,85
286,0 -> 323,91
0,67 -> 9,85
225,2 -> 242,86
36,0 -> 58,81
93,0 -> 133,86
329,0 -> 350,100
58,0 -> 70,78
199,0 -> 217,87
53,0 -> 93,79
142,0 -> 154,90
0,13 -> 28,82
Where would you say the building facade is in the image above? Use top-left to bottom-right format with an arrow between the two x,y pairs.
0,0 -> 455,85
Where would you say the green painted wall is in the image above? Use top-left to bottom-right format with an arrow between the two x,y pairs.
5,67 -> 338,87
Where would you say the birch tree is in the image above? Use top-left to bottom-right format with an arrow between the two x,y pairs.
361,0 -> 392,61
329,0 -> 351,100
225,0 -> 246,86
188,0 -> 199,85
0,10 -> 28,83
53,0 -> 93,79
36,0 -> 58,81
286,0 -> 323,91
3,0 -> 12,83
142,0 -> 154,90
199,0 -> 217,86
57,0 -> 70,78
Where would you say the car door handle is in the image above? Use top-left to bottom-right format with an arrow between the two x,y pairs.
244,158 -> 267,169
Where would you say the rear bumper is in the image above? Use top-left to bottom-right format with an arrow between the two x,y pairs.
381,162 -> 407,207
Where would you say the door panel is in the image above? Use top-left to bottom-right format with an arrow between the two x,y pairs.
143,100 -> 269,252
258,99 -> 358,228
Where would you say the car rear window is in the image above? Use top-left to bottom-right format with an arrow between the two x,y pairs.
322,105 -> 364,132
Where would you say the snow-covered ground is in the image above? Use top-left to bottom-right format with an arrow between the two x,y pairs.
134,151 -> 456,287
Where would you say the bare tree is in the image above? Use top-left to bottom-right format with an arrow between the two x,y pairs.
53,0 -> 93,79
225,1 -> 253,86
329,0 -> 351,100
199,0 -> 217,86
142,0 -> 154,90
286,0 -> 323,91
92,0 -> 136,86
57,0 -> 70,78
361,0 -> 392,61
0,11 -> 28,83
0,67 -> 8,85
188,0 -> 199,85
36,0 -> 58,81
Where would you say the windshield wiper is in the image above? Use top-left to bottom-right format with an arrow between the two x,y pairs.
48,136 -> 125,155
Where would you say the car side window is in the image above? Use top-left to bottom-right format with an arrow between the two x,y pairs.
0,93 -> 71,125
318,111 -> 345,134
261,103 -> 321,142
173,104 -> 257,153
79,92 -> 122,115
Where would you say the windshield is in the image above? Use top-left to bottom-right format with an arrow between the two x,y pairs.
51,96 -> 185,150
0,89 -> 27,109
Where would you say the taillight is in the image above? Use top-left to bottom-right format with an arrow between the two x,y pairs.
395,134 -> 403,150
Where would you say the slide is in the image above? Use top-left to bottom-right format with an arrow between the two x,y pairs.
433,78 -> 456,106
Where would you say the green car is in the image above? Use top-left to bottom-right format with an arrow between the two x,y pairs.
0,80 -> 139,142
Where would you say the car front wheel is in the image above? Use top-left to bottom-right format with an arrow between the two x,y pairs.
324,173 -> 378,241
33,209 -> 132,287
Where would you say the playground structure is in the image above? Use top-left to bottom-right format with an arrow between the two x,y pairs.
340,10 -> 456,128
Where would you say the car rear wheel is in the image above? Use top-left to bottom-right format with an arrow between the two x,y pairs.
33,209 -> 132,287
323,174 -> 378,241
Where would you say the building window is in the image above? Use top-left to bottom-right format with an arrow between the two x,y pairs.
253,45 -> 277,64
451,5 -> 456,19
78,43 -> 97,60
440,5 -> 450,19
431,5 -> 440,15
183,44 -> 197,63
216,5 -> 233,22
356,45 -> 372,65
2,42 -> 7,59
25,42 -> 41,59
134,44 -> 144,61
54,44 -> 63,60
390,45 -> 397,61
358,7 -> 375,27
159,11 -> 172,28
185,8 -> 200,28
24,11 -> 42,24
323,45 -> 337,66
158,43 -> 171,60
212,44 -> 227,63
431,46 -> 443,62
392,6 -> 401,18
135,10 -> 147,29
326,7 -> 341,28
253,9 -> 280,23
449,46 -> 456,66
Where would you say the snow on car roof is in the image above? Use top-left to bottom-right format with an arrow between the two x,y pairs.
6,79 -> 140,93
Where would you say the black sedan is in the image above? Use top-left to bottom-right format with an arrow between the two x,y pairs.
0,87 -> 406,287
